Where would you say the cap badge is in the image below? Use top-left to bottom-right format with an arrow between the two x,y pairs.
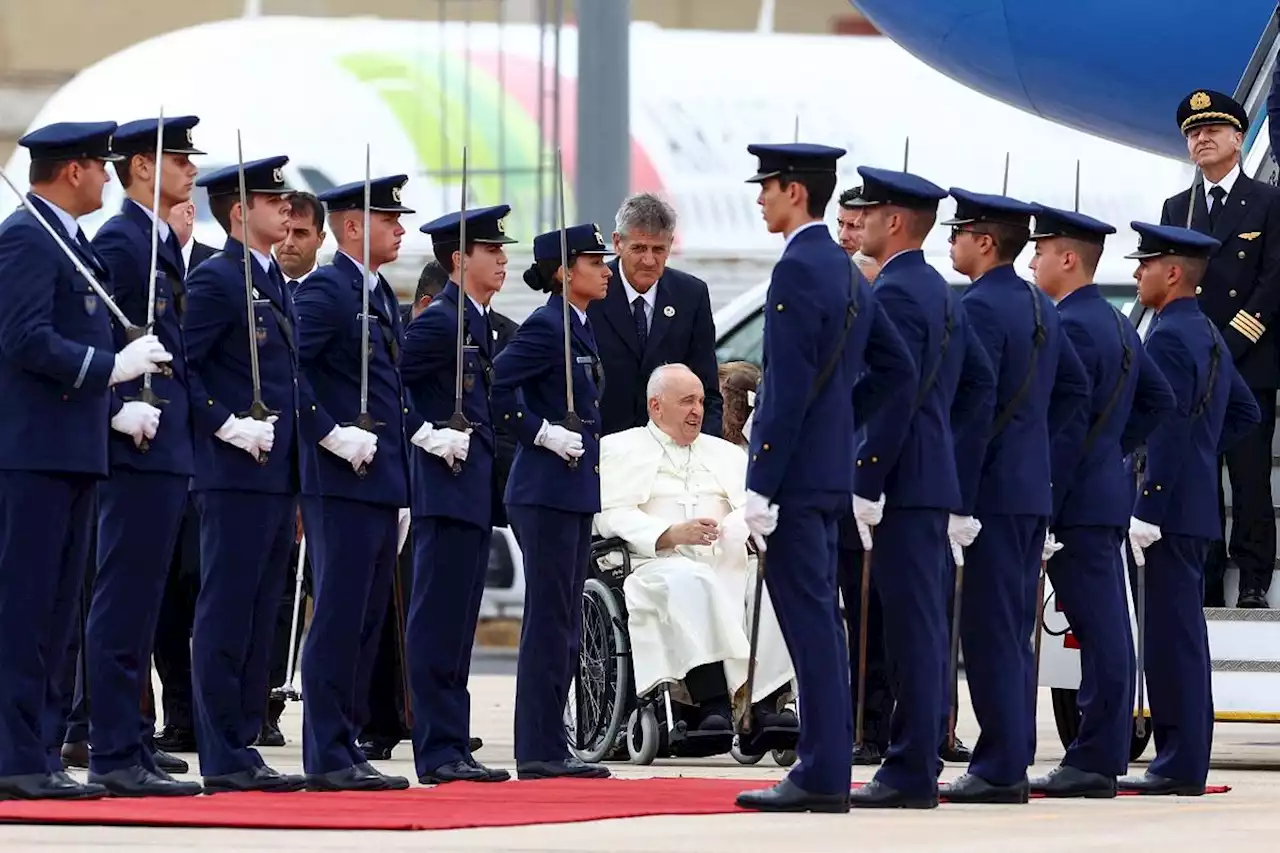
185,128 -> 193,145
391,185 -> 402,203
271,167 -> 284,184
1190,91 -> 1212,111
496,217 -> 506,234
594,226 -> 605,247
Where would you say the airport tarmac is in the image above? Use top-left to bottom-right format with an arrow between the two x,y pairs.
4,653 -> 1279,852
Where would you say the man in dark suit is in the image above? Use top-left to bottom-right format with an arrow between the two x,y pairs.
587,193 -> 722,437
1160,89 -> 1280,609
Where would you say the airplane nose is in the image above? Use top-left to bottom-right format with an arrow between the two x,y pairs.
851,0 -> 1274,158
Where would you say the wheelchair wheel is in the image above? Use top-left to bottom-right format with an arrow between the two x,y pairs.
772,749 -> 797,767
626,706 -> 661,765
731,737 -> 765,765
564,578 -> 631,764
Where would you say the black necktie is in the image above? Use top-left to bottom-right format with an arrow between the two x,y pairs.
632,295 -> 648,350
1208,185 -> 1227,230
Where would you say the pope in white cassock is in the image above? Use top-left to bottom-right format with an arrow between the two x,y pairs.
595,364 -> 795,735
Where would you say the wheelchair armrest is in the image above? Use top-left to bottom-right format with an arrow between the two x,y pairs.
590,536 -> 633,588
591,536 -> 629,555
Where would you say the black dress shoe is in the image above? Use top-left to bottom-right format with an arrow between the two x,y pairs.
307,763 -> 407,792
1117,771 -> 1205,796
940,772 -> 1030,804
203,764 -> 307,794
852,742 -> 885,766
255,720 -> 286,747
736,778 -> 849,813
516,758 -> 610,780
89,765 -> 203,797
0,772 -> 108,801
939,736 -> 973,763
420,759 -> 511,784
1030,764 -> 1116,798
60,740 -> 90,769
154,726 -> 197,753
469,736 -> 484,752
150,748 -> 189,775
850,778 -> 937,809
1237,589 -> 1270,609
356,739 -> 395,761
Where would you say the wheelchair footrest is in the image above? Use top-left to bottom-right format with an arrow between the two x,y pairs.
736,725 -> 800,756
668,729 -> 735,758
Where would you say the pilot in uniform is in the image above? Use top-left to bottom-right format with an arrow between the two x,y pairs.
492,222 -> 612,781
1122,222 -> 1261,795
1026,205 -> 1177,797
1159,90 -> 1280,609
0,121 -> 173,800
83,115 -> 206,797
734,143 -> 919,814
183,156 -> 307,792
842,167 -> 997,809
292,175 -> 416,791
403,205 -> 516,785
941,188 -> 1091,804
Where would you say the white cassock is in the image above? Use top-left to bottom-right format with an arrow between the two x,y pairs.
594,423 -> 794,711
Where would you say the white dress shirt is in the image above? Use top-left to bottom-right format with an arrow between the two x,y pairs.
129,198 -> 172,244
30,193 -> 81,243
1204,163 -> 1241,209
619,263 -> 657,331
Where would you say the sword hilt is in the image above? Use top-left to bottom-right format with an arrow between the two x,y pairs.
347,412 -> 384,479
125,385 -> 169,455
556,412 -> 586,471
124,322 -> 174,379
440,411 -> 473,477
242,399 -> 280,467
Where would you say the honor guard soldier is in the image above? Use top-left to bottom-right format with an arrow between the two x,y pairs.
733,143 -> 919,814
1123,222 -> 1260,794
292,175 -> 415,791
403,204 -> 516,785
0,121 -> 173,801
1027,206 -> 1176,797
942,188 -> 1091,804
183,156 -> 307,793
842,167 -> 997,809
1160,90 -> 1280,609
83,115 -> 206,796
492,222 -> 612,781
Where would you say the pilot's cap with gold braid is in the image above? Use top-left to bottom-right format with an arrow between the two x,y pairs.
1177,89 -> 1248,135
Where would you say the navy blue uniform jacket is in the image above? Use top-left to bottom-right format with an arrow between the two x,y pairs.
1050,284 -> 1176,528
957,265 -> 1091,517
184,237 -> 301,495
402,282 -> 496,529
492,294 -> 604,514
588,260 -> 723,437
746,225 -> 917,499
0,195 -> 117,475
1134,296 -> 1260,538
293,253 -> 411,508
92,200 -> 194,476
853,250 -> 996,509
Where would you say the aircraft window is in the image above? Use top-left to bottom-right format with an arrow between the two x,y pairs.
716,311 -> 764,367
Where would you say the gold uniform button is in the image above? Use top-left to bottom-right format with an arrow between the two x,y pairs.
403,407 -> 410,414
1143,489 -> 1150,496
752,453 -> 759,461
762,443 -> 770,451
1239,251 -> 1247,259
310,405 -> 316,411
871,456 -> 879,463
1230,289 -> 1238,297
207,399 -> 214,406
504,414 -> 511,420
775,304 -> 784,312
856,459 -> 863,467
1195,286 -> 1203,295
516,412 -> 523,418
1155,485 -> 1162,491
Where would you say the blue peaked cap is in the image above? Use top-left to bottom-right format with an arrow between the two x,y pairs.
1125,222 -> 1221,259
1030,205 -> 1117,244
19,121 -> 122,162
195,156 -> 291,197
114,116 -> 205,156
846,166 -> 947,209
419,204 -> 516,245
745,143 -> 846,183
532,223 -> 611,262
319,175 -> 415,214
943,188 -> 1039,228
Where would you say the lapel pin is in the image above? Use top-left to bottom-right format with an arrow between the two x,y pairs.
663,305 -> 675,318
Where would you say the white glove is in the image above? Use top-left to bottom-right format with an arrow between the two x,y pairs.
109,334 -> 173,386
215,414 -> 277,460
110,400 -> 161,448
397,507 -> 411,555
320,424 -> 378,472
1042,530 -> 1064,562
1128,516 -> 1162,567
416,425 -> 472,467
947,514 -> 981,565
852,494 -> 885,527
743,489 -> 779,552
535,420 -> 585,461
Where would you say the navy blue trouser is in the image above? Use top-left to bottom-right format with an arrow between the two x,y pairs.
762,490 -> 850,796
1143,534 -> 1213,786
87,470 -> 189,774
1050,526 -> 1134,777
872,507 -> 948,799
191,490 -> 295,778
508,504 -> 593,764
0,471 -> 96,777
408,516 -> 492,776
962,512 -> 1046,786
299,495 -> 398,775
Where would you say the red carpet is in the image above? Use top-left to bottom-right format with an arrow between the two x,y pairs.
0,778 -> 1231,831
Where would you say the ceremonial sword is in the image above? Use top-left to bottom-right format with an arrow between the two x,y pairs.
348,145 -> 383,478
235,130 -> 277,464
553,147 -> 584,469
443,146 -> 473,476
131,109 -> 170,453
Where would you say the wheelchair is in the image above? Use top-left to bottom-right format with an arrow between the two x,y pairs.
562,536 -> 798,767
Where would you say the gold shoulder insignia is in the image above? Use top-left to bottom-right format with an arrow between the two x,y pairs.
1239,232 -> 1261,241
1190,91 -> 1212,110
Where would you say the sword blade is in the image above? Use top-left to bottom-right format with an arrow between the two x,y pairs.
236,130 -> 265,409
359,143 -> 372,416
144,109 -> 165,393
454,147 -> 469,417
556,147 -> 574,417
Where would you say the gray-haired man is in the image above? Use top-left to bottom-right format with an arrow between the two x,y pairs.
587,192 -> 723,436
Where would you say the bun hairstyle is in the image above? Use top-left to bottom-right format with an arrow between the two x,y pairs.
523,257 -> 565,294
718,361 -> 762,446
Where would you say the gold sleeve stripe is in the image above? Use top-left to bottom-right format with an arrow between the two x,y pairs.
1230,311 -> 1265,343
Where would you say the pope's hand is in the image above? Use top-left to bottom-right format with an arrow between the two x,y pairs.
663,518 -> 720,548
